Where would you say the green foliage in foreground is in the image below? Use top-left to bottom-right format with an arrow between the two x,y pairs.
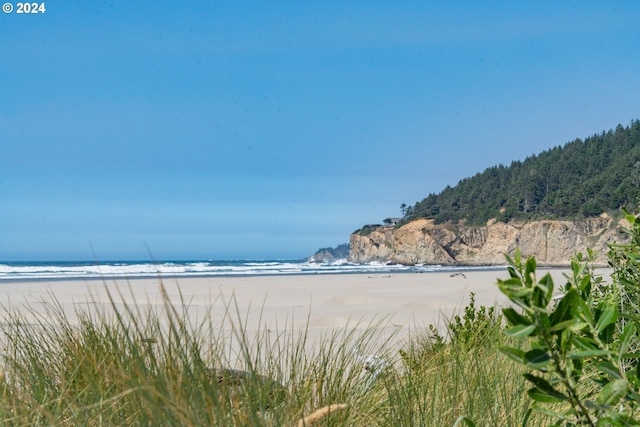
497,209 -> 640,426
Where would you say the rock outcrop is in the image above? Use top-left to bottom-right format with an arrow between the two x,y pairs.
349,214 -> 628,266
308,243 -> 350,263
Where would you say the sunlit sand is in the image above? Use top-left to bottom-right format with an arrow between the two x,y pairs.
0,268 -> 586,344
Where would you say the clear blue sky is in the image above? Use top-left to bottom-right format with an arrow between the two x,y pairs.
1,1 -> 638,261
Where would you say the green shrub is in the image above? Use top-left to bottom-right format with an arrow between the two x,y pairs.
399,292 -> 503,373
353,224 -> 383,236
497,215 -> 640,427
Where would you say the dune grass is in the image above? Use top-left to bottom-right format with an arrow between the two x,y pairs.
0,280 -> 550,426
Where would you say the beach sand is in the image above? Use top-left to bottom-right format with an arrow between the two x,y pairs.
0,268 -> 589,348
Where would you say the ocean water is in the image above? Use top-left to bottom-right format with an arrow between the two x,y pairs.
0,260 -> 504,281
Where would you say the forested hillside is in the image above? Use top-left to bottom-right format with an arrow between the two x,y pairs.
405,120 -> 640,225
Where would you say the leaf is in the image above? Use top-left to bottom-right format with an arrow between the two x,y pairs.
621,352 -> 640,360
573,297 -> 594,324
523,374 -> 568,402
524,349 -> 551,370
567,321 -> 589,333
521,407 -> 532,427
573,335 -> 598,351
559,328 -> 573,354
596,361 -> 622,379
531,403 -> 572,421
549,290 -> 577,326
627,211 -> 640,224
498,279 -> 533,298
498,346 -> 525,364
618,323 -> 637,359
527,387 -> 567,403
504,253 -> 515,266
499,277 -> 524,287
597,379 -> 628,406
596,304 -> 617,334
597,414 -> 640,427
504,324 -> 536,338
524,256 -> 537,286
502,307 -> 531,327
537,273 -> 555,307
627,389 -> 640,404
547,319 -> 578,333
566,349 -> 614,359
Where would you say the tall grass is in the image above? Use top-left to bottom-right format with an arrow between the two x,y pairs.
386,293 -> 554,427
0,281 -> 548,426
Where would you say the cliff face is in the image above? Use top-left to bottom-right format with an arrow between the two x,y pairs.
349,214 -> 627,266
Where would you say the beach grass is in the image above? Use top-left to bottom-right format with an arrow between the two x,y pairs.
0,280 -> 551,426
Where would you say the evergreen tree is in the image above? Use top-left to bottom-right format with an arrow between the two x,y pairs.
407,121 -> 640,225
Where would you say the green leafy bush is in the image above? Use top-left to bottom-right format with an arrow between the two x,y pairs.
497,209 -> 640,426
446,292 -> 502,349
353,224 -> 383,236
399,292 -> 503,371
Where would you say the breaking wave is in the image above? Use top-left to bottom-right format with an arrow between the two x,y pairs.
0,259 -> 503,281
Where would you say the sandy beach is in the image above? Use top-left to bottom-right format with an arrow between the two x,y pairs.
0,268 -> 588,347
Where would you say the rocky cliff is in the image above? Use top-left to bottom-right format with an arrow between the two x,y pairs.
349,214 -> 628,266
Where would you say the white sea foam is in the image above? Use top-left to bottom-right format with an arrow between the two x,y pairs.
0,260 -> 503,281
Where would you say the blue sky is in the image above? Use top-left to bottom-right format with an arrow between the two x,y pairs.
1,1 -> 639,261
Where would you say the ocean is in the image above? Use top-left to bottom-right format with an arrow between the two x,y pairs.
0,260 -> 504,281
